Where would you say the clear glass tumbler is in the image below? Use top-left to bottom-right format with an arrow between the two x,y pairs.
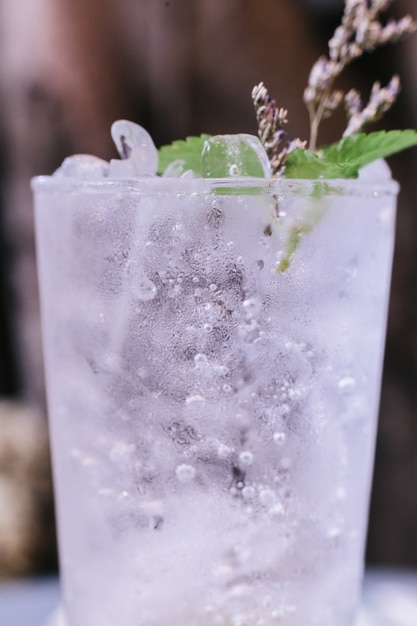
32,173 -> 398,626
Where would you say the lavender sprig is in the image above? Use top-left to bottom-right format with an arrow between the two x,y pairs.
343,74 -> 401,136
252,82 -> 305,176
304,0 -> 416,150
160,2 -> 417,181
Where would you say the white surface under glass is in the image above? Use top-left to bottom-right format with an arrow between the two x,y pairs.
1,570 -> 417,626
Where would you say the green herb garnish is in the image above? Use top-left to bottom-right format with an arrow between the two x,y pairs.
157,135 -> 211,176
157,1 -> 417,181
252,0 -> 417,177
285,130 -> 417,179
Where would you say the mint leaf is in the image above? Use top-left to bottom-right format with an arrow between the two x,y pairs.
284,149 -> 352,179
285,130 -> 417,179
322,130 -> 417,172
157,130 -> 417,179
157,135 -> 211,176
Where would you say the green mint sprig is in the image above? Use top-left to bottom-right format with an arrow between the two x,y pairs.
253,1 -> 416,174
285,130 -> 417,179
157,129 -> 417,180
157,2 -> 417,181
157,135 -> 211,176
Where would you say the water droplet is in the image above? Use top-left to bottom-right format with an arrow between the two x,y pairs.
217,444 -> 233,458
242,485 -> 255,500
328,526 -> 342,539
273,432 -> 286,446
289,382 -> 305,399
270,502 -> 284,516
194,353 -> 209,367
109,442 -> 135,468
185,394 -> 205,405
259,488 -> 275,507
239,451 -> 254,467
243,297 -> 260,315
338,376 -> 355,392
175,464 -> 196,482
117,490 -> 131,501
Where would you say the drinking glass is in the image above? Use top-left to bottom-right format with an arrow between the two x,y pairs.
32,173 -> 398,626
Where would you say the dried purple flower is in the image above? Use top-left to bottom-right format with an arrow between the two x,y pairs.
344,75 -> 401,136
253,0 -> 416,175
304,0 -> 416,149
252,82 -> 291,176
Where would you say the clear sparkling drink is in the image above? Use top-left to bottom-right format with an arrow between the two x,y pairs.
33,173 -> 397,626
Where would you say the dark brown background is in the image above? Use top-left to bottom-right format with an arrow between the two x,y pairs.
0,0 -> 416,574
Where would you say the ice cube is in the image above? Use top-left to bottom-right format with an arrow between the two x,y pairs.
162,159 -> 186,177
125,260 -> 157,300
110,120 -> 158,176
201,134 -> 271,178
358,158 -> 392,181
179,169 -> 195,179
53,154 -> 109,179
161,159 -> 195,179
108,158 -> 137,178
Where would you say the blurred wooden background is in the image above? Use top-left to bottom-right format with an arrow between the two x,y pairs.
0,0 -> 416,576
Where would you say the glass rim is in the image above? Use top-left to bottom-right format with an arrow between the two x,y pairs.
31,174 -> 400,198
